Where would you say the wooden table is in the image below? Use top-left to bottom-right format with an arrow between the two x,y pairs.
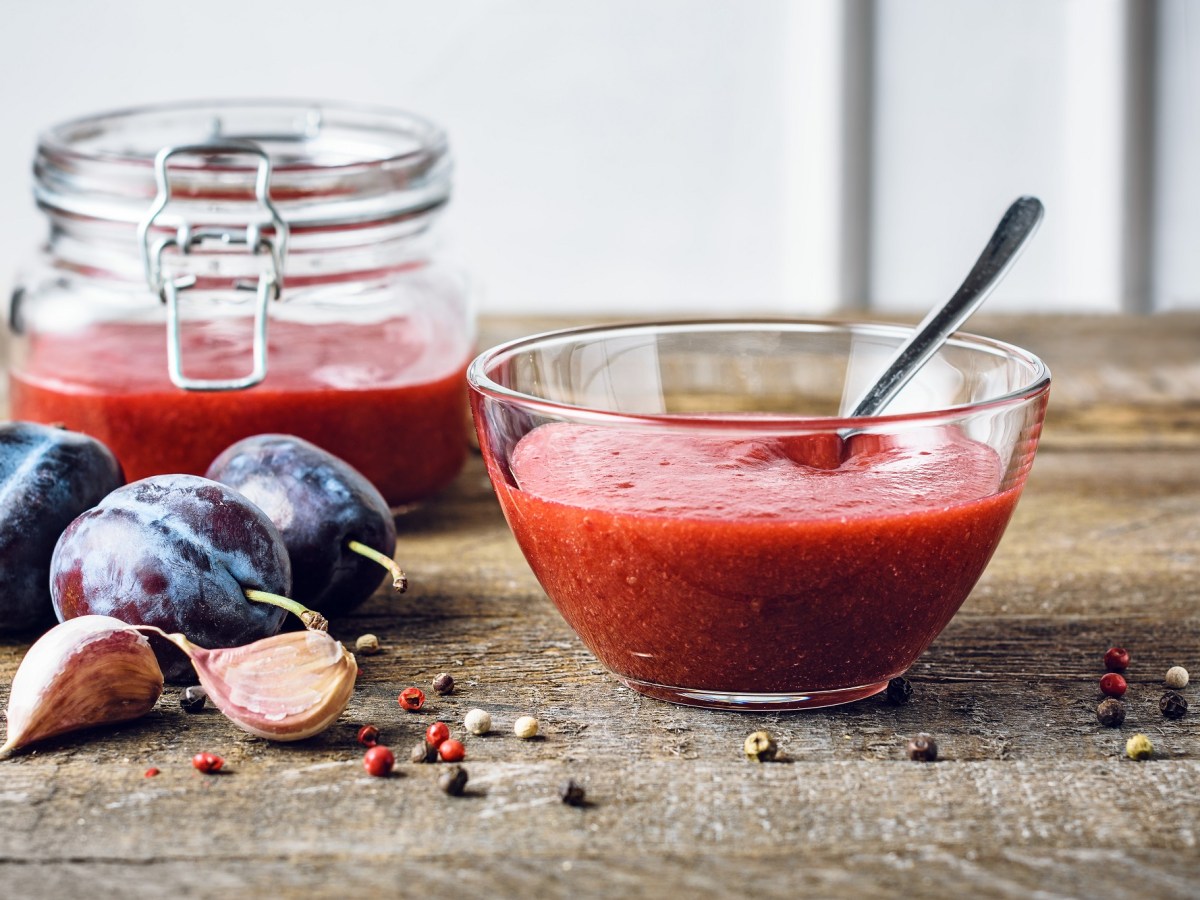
1,314 -> 1197,899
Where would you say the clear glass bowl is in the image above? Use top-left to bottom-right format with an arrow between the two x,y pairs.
468,320 -> 1050,710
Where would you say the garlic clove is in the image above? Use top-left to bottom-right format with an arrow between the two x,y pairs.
2,615 -> 164,755
156,629 -> 357,741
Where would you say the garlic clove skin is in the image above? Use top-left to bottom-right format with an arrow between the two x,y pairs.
160,629 -> 356,741
2,615 -> 164,755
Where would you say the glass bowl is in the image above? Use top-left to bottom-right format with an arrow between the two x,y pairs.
467,320 -> 1050,710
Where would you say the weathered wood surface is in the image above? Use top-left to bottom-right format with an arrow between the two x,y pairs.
0,313 -> 1197,899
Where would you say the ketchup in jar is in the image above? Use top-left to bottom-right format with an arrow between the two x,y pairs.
9,101 -> 472,506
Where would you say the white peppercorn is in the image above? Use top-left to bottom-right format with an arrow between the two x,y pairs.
354,634 -> 381,655
464,708 -> 492,736
514,715 -> 539,739
1165,666 -> 1189,689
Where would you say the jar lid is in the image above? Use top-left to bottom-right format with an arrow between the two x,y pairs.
34,99 -> 452,230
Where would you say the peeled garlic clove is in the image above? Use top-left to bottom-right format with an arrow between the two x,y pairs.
157,629 -> 356,742
2,615 -> 163,755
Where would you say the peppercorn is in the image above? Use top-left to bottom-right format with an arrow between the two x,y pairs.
514,715 -> 539,739
885,676 -> 913,705
180,685 -> 207,713
743,730 -> 778,763
1096,698 -> 1126,727
426,721 -> 451,748
1125,733 -> 1153,760
1099,672 -> 1127,698
192,752 -> 224,774
1165,666 -> 1189,689
439,765 -> 469,796
363,745 -> 395,777
560,778 -> 587,807
1160,691 -> 1188,720
410,741 -> 438,764
464,708 -> 492,736
144,767 -> 160,778
907,733 -> 938,762
355,634 -> 381,656
398,687 -> 426,711
1104,647 -> 1130,672
433,672 -> 455,695
438,739 -> 466,763
357,724 -> 380,747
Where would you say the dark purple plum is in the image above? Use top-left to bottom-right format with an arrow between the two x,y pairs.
0,422 -> 124,633
49,474 -> 317,681
206,434 -> 402,617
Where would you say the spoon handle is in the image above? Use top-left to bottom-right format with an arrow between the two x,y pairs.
846,195 -> 1044,418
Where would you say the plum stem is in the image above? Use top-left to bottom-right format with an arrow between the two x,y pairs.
347,540 -> 408,592
243,590 -> 329,632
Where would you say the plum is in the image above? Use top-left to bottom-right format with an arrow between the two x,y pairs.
206,435 -> 403,617
50,474 -> 322,681
0,422 -> 123,633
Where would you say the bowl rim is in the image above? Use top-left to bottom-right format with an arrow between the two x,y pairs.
466,317 -> 1052,430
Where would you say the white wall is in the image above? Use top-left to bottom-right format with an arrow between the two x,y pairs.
0,1 -> 1194,316
872,0 -> 1129,313
1156,0 -> 1200,310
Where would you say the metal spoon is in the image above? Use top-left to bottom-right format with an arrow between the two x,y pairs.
844,195 -> 1044,418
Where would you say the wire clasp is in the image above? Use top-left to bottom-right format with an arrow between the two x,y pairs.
137,141 -> 289,391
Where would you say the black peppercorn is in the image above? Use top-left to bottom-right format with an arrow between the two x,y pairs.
1160,691 -> 1188,720
433,673 -> 455,695
1096,698 -> 1126,728
180,685 -> 207,713
560,778 -> 586,807
439,765 -> 469,796
886,677 -> 913,705
410,741 -> 438,764
907,733 -> 938,762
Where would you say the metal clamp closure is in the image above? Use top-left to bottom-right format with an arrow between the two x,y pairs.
137,141 -> 289,392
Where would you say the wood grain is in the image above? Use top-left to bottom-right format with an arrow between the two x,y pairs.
0,314 -> 1197,899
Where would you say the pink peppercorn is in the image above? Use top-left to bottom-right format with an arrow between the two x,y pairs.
1104,647 -> 1130,672
1100,672 -> 1127,697
191,752 -> 224,774
357,724 -> 380,747
363,745 -> 395,777
399,687 -> 426,711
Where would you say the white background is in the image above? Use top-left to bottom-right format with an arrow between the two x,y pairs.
0,0 -> 1195,316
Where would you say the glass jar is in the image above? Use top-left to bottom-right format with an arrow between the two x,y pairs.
8,100 -> 473,507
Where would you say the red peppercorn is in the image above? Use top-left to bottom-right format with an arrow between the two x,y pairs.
438,738 -> 466,762
192,752 -> 224,774
144,767 -> 160,778
399,687 -> 426,711
357,724 -> 380,747
363,745 -> 395,777
426,721 -> 451,747
1099,672 -> 1127,697
1104,647 -> 1130,672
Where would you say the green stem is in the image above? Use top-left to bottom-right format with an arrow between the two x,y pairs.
347,540 -> 408,592
244,590 -> 329,632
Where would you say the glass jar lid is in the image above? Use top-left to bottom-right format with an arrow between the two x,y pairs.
34,99 -> 452,229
